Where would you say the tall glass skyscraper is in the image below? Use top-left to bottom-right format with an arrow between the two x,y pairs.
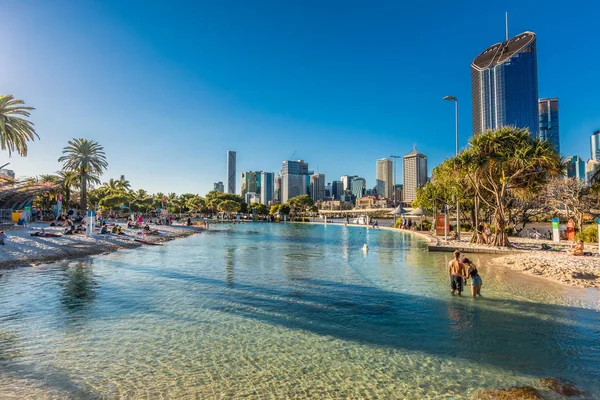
591,130 -> 600,161
538,98 -> 560,154
227,150 -> 236,194
472,32 -> 539,137
566,156 -> 586,182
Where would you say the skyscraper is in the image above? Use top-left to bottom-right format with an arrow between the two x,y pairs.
309,174 -> 326,202
260,172 -> 275,205
566,156 -> 585,182
274,176 -> 282,203
585,159 -> 599,186
281,160 -> 309,203
471,32 -> 539,137
213,182 -> 224,193
351,177 -> 366,200
241,171 -> 260,198
227,151 -> 236,194
340,175 -> 357,191
591,130 -> 600,161
538,98 -> 560,154
403,148 -> 427,204
376,158 -> 393,199
331,180 -> 344,200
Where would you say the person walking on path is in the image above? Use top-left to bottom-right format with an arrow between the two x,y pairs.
448,250 -> 467,296
462,258 -> 483,297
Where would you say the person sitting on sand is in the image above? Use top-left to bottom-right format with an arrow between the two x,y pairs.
483,223 -> 492,244
567,240 -> 584,256
448,250 -> 468,296
0,230 -> 6,245
100,223 -> 108,234
462,258 -> 483,297
476,223 -> 485,245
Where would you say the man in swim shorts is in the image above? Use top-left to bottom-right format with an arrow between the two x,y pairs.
448,250 -> 467,296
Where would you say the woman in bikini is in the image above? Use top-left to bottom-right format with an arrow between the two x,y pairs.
462,258 -> 483,297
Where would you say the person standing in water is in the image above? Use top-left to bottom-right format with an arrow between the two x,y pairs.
448,250 -> 467,296
462,258 -> 482,297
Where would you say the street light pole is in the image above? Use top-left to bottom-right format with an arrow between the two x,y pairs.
443,96 -> 460,240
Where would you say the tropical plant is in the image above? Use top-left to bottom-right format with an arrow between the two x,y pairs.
546,177 -> 596,233
453,127 -> 563,246
58,138 -> 108,211
56,170 -> 79,209
218,199 -> 240,215
0,94 -> 39,157
247,202 -> 269,215
288,195 -> 315,215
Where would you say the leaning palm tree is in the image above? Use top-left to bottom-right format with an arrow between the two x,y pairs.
58,138 -> 108,211
0,95 -> 39,157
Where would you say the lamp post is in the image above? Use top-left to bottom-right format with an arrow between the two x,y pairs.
443,95 -> 460,240
389,155 -> 400,207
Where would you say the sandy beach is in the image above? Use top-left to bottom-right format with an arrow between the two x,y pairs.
0,222 -> 203,269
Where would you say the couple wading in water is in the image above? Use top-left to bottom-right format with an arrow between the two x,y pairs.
448,250 -> 483,297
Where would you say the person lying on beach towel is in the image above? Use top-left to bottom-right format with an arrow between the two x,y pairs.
140,229 -> 159,236
31,229 -> 62,238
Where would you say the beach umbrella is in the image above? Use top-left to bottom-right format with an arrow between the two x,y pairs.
388,205 -> 407,215
406,207 -> 433,216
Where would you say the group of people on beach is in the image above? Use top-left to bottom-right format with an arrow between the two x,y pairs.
448,250 -> 483,297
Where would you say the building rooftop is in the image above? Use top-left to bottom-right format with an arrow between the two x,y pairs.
472,32 -> 536,72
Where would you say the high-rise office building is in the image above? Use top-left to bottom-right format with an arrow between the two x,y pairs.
274,176 -> 282,203
403,148 -> 427,204
591,130 -> 600,161
260,172 -> 275,206
281,160 -> 309,203
472,32 -> 539,137
585,159 -> 599,186
331,180 -> 344,200
227,151 -> 236,194
340,175 -> 357,191
213,182 -> 224,193
376,158 -> 393,199
566,156 -> 585,182
309,174 -> 326,202
241,171 -> 260,198
393,184 -> 403,205
538,98 -> 560,154
324,183 -> 332,198
351,177 -> 366,200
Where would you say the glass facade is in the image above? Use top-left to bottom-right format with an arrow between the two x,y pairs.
566,156 -> 585,182
472,32 -> 539,138
227,151 -> 236,194
351,178 -> 366,200
538,98 -> 560,154
260,172 -> 274,206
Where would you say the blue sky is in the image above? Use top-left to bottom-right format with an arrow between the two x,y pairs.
1,0 -> 599,195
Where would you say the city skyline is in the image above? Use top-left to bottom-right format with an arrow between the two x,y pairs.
2,1 -> 599,195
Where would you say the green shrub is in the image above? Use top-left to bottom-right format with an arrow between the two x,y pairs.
576,224 -> 598,243
394,218 -> 402,228
421,220 -> 432,230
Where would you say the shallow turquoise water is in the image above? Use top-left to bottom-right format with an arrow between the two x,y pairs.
0,223 -> 599,399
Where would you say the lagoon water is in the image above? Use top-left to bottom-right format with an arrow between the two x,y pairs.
0,223 -> 599,399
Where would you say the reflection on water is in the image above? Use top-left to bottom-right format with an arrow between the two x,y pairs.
0,223 -> 599,399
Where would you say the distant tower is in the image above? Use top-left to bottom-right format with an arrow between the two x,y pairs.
538,98 -> 560,154
566,156 -> 585,183
309,174 -> 326,202
260,172 -> 275,205
376,158 -> 393,198
213,182 -> 224,193
591,130 -> 600,161
281,160 -> 309,203
471,32 -> 539,137
402,148 -> 427,204
227,151 -> 236,194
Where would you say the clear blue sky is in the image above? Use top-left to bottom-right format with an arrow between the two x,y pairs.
1,0 -> 599,195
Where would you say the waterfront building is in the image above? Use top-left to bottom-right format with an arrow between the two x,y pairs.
227,151 -> 236,194
245,192 -> 260,204
260,172 -> 275,206
591,130 -> 600,161
331,181 -> 344,200
376,158 -> 393,199
274,176 -> 282,203
403,148 -> 427,204
356,195 -> 376,209
309,174 -> 326,202
340,175 -> 357,191
538,98 -> 560,154
566,156 -> 585,182
586,159 -> 599,186
281,160 -> 309,203
351,177 -> 366,200
241,171 -> 261,198
213,182 -> 224,193
471,32 -> 539,137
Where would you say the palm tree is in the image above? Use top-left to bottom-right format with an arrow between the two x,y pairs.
116,175 -> 131,192
56,170 -> 79,209
453,127 -> 563,246
58,138 -> 108,211
0,94 -> 39,157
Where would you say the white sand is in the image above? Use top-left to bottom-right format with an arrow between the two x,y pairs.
0,222 -> 202,268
